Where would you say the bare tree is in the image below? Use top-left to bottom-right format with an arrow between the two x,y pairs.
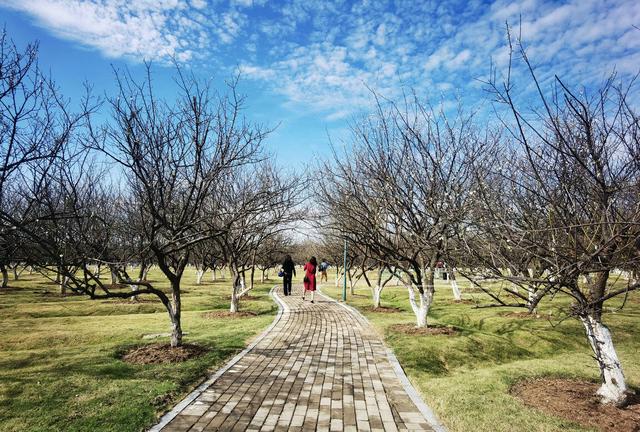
88,68 -> 267,346
319,94 -> 486,326
468,33 -> 640,405
212,162 -> 303,312
0,31 -> 88,288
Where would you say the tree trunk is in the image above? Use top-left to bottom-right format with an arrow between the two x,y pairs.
1,264 -> 8,288
407,285 -> 430,327
212,267 -> 217,281
230,270 -> 241,313
196,269 -> 204,285
450,267 -> 461,301
60,275 -> 68,295
12,265 -> 18,280
110,267 -> 117,285
349,271 -> 355,295
580,314 -> 629,406
261,269 -> 265,283
373,285 -> 383,308
407,270 -> 435,328
170,281 -> 182,347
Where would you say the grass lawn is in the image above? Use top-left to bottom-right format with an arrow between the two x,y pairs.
0,268 -> 277,432
321,273 -> 640,432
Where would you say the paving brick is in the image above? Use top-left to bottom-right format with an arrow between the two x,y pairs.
157,287 -> 435,431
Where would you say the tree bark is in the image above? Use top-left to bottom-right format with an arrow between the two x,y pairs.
407,269 -> 435,327
196,269 -> 204,285
110,266 -> 117,286
230,269 -> 241,313
373,285 -> 383,308
1,264 -> 8,288
580,314 -> 630,406
170,281 -> 182,347
450,267 -> 462,301
407,285 -> 429,327
60,275 -> 68,295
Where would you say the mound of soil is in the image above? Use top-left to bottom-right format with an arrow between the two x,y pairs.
511,378 -> 640,432
39,290 -> 82,297
445,299 -> 475,305
501,311 -> 553,320
202,310 -> 257,319
121,343 -> 206,365
362,306 -> 403,313
225,295 -> 261,301
106,298 -> 160,305
390,323 -> 459,336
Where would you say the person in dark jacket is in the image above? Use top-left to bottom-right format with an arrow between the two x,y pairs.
281,255 -> 296,296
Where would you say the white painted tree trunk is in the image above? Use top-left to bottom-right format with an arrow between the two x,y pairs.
407,286 -> 430,328
230,271 -> 242,313
580,315 -> 629,406
196,269 -> 204,285
169,310 -> 182,348
372,285 -> 383,308
212,268 -> 217,281
130,278 -> 140,302
60,275 -> 68,295
451,279 -> 461,301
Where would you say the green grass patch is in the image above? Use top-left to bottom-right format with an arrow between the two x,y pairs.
0,268 -> 277,432
321,273 -> 640,432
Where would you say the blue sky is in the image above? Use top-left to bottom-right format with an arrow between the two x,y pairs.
1,0 -> 639,165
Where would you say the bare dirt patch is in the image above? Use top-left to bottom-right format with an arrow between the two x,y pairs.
202,310 -> 257,319
225,295 -> 261,301
390,323 -> 459,336
511,377 -> 640,432
362,305 -> 403,313
39,290 -> 82,297
444,298 -> 475,305
106,298 -> 160,305
121,343 -> 207,365
501,311 -> 554,320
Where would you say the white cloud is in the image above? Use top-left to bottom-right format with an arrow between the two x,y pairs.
0,0 -> 245,61
2,0 -> 638,120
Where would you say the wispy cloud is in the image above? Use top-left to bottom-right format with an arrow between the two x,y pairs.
0,0 -> 238,61
2,0 -> 639,120
240,0 -> 640,120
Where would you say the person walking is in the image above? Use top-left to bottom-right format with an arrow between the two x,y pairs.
318,258 -> 329,282
281,255 -> 296,296
302,256 -> 317,303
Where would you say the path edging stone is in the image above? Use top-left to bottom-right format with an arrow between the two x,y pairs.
148,285 -> 285,432
318,286 -> 448,432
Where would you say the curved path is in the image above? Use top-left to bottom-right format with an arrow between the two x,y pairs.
152,286 -> 444,432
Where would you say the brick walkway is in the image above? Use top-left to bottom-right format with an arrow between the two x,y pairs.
154,287 -> 440,432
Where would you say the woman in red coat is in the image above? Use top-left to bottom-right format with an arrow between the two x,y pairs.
302,256 -> 317,303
